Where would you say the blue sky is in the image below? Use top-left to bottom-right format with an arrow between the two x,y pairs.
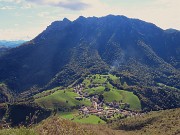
0,0 -> 179,40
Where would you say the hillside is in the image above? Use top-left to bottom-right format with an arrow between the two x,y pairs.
0,15 -> 179,111
0,46 -> 11,57
0,83 -> 13,103
32,74 -> 141,124
2,73 -> 172,127
0,108 -> 179,135
35,74 -> 141,111
0,40 -> 25,56
35,89 -> 91,110
110,108 -> 180,135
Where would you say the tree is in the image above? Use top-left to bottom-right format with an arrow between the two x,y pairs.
99,94 -> 104,102
104,87 -> 110,92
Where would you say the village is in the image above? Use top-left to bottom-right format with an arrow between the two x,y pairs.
73,83 -> 142,119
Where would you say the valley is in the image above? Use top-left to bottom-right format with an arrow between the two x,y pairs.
34,74 -> 141,124
0,14 -> 179,135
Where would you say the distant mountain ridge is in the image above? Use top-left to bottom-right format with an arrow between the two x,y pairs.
0,40 -> 25,48
0,15 -> 179,110
0,40 -> 26,56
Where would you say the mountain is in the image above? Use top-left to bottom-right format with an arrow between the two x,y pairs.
165,28 -> 179,33
0,40 -> 25,48
0,40 -> 25,56
0,46 -> 9,56
0,15 -> 179,111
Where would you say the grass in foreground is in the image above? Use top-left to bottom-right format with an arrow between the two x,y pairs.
35,116 -> 126,135
110,108 -> 180,135
0,127 -> 37,135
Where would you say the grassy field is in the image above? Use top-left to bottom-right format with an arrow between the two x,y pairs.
118,90 -> 141,110
84,86 -> 105,95
82,74 -> 141,110
35,90 -> 91,109
92,74 -> 107,84
35,73 -> 141,112
59,112 -> 76,119
83,74 -> 119,87
103,89 -> 123,102
103,89 -> 141,110
59,112 -> 106,124
72,115 -> 106,124
33,87 -> 63,99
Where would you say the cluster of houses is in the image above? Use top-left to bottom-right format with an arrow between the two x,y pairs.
79,105 -> 141,118
74,84 -> 89,98
73,84 -> 142,119
79,97 -> 141,119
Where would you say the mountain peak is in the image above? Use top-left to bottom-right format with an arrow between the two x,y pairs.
75,16 -> 86,22
78,16 -> 86,19
63,18 -> 71,23
45,18 -> 71,33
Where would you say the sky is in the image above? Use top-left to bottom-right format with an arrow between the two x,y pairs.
0,0 -> 180,40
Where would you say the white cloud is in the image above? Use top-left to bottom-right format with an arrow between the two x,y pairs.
0,0 -> 22,3
37,12 -> 50,17
21,3 -> 33,9
26,0 -> 90,10
0,6 -> 15,10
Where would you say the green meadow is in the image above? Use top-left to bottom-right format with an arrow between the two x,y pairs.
35,90 -> 91,109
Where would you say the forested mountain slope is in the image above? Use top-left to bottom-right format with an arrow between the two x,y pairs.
0,15 -> 179,111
